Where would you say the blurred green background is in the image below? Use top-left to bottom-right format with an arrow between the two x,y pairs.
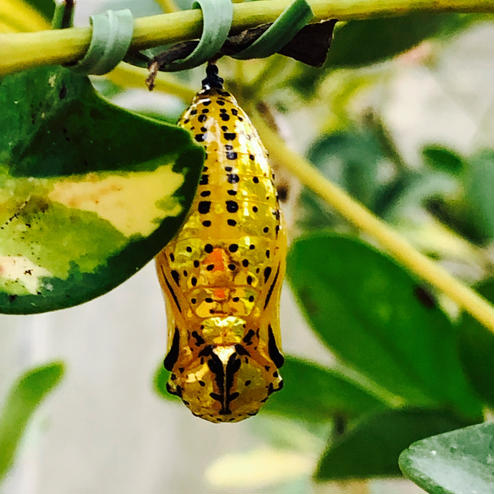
0,1 -> 493,493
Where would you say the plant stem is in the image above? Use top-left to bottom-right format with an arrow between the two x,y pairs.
252,110 -> 494,334
103,62 -> 196,101
154,0 -> 179,13
1,0 -> 492,75
366,113 -> 409,172
244,54 -> 288,97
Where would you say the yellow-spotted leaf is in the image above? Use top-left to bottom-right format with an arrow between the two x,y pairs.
0,66 -> 203,313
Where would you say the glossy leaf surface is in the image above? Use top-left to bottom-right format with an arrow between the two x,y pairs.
0,66 -> 203,313
24,0 -> 54,21
464,150 -> 494,241
288,233 -> 482,418
0,362 -> 64,481
422,145 -> 464,175
399,422 -> 494,494
261,356 -> 385,421
316,408 -> 469,480
458,279 -> 494,408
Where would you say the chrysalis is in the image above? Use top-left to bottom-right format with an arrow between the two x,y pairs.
155,65 -> 286,423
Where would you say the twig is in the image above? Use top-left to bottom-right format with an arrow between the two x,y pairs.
102,62 -> 196,101
1,0 -> 492,75
252,109 -> 494,333
155,0 -> 179,13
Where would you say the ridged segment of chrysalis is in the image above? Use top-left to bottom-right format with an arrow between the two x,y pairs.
155,66 -> 286,423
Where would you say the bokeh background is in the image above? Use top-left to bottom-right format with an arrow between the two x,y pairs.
0,1 -> 493,493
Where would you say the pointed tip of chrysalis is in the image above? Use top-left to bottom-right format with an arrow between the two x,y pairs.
202,63 -> 224,90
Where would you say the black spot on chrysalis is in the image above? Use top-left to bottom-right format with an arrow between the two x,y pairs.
164,328 -> 180,371
268,325 -> 284,368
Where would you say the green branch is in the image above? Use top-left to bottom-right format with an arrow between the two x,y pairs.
1,0 -> 492,75
252,111 -> 494,334
103,62 -> 196,101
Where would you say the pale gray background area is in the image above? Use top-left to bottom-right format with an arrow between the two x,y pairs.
0,1 -> 492,492
0,270 -> 329,494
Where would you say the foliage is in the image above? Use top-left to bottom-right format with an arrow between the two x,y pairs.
273,9 -> 493,484
0,66 -> 203,313
23,0 -> 54,20
288,234 -> 482,418
399,422 -> 494,494
0,362 -> 64,482
317,409 -> 469,480
457,279 -> 494,408
261,356 -> 385,421
283,233 -> 488,480
156,232 -> 490,482
463,150 -> 494,241
290,12 -> 486,95
421,149 -> 494,245
1,0 -> 493,492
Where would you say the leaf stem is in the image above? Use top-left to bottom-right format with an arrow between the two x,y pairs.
154,0 -> 179,13
244,54 -> 289,97
1,0 -> 492,75
102,62 -> 196,101
252,111 -> 494,334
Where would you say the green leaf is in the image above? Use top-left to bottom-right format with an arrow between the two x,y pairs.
291,13 -> 485,94
383,171 -> 457,222
422,145 -> 464,175
0,362 -> 64,481
298,129 -> 385,230
424,150 -> 494,245
458,279 -> 494,408
24,0 -> 55,21
288,233 -> 482,418
297,189 -> 339,231
464,149 -> 494,241
0,66 -> 203,313
261,356 -> 386,422
154,366 -> 179,402
316,408 -> 470,480
399,422 -> 494,494
326,14 -> 463,69
307,131 -> 383,209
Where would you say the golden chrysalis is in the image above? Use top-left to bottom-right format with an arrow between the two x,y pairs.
156,66 -> 286,423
